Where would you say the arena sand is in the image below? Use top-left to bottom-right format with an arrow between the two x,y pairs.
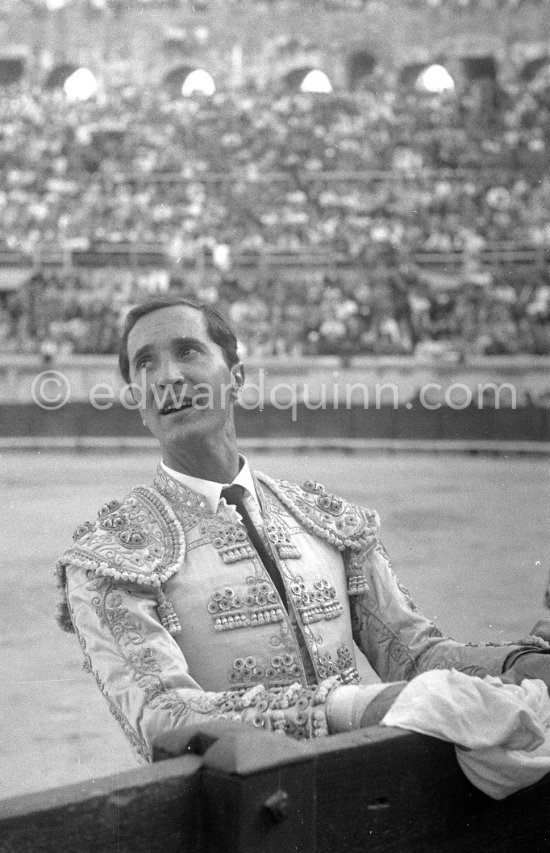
1,450 -> 548,800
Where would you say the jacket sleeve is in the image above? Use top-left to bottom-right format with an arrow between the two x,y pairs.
346,537 -> 550,683
65,563 -> 338,762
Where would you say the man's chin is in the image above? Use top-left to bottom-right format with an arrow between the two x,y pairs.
157,407 -> 198,432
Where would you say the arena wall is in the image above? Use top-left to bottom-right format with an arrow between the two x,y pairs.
2,356 -> 549,443
4,0 -> 550,90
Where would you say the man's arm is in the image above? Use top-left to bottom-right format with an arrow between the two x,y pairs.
66,563 -> 400,758
347,538 -> 550,683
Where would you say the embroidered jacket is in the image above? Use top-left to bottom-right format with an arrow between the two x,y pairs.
56,468 -> 548,763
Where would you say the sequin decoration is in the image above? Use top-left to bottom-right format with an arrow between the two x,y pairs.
290,578 -> 343,624
201,517 -> 256,563
207,580 -> 285,632
156,588 -> 182,636
97,499 -> 122,518
302,480 -> 325,495
346,556 -> 370,595
315,493 -> 345,516
214,679 -> 338,740
315,644 -> 360,684
56,485 -> 186,635
301,483 -> 346,520
264,520 -> 301,560
72,520 -> 94,541
95,496 -> 161,552
257,473 -> 380,553
227,652 -> 302,688
98,512 -> 126,531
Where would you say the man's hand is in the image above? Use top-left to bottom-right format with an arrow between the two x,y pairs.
503,651 -> 550,690
359,682 -> 408,728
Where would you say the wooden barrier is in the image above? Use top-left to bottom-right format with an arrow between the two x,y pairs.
1,401 -> 549,444
2,722 -> 550,853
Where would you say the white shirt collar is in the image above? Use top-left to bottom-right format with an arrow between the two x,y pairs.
160,455 -> 258,512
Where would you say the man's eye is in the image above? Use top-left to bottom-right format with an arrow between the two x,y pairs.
179,345 -> 198,357
136,358 -> 152,370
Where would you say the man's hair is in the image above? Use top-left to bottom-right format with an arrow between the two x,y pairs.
118,296 -> 239,383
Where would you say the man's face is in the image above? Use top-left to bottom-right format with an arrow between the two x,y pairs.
127,305 -> 244,457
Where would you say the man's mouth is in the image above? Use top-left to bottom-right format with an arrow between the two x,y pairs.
160,399 -> 194,416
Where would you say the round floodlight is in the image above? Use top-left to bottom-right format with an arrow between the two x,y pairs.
181,69 -> 215,97
416,64 -> 455,94
300,69 -> 333,94
63,68 -> 98,102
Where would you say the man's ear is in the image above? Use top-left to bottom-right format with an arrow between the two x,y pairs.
230,362 -> 245,397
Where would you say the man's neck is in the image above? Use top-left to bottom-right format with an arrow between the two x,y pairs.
163,437 -> 241,484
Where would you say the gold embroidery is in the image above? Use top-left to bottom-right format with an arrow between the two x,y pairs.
264,519 -> 301,560
153,466 -> 208,531
67,596 -> 151,761
290,578 -> 344,624
227,653 -> 302,688
200,516 -> 256,563
257,473 -> 379,552
315,644 -> 360,684
207,580 -> 285,632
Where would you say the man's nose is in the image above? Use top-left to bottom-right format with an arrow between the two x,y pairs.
156,357 -> 186,388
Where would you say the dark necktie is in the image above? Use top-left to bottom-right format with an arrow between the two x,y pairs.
221,484 -> 288,609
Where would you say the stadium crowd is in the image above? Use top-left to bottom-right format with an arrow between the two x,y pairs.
2,72 -> 550,257
2,260 -> 549,358
1,60 -> 550,357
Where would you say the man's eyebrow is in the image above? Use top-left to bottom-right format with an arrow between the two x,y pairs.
174,336 -> 205,349
131,344 -> 154,366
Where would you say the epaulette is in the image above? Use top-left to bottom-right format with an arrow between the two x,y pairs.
256,473 -> 380,552
55,485 -> 186,636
